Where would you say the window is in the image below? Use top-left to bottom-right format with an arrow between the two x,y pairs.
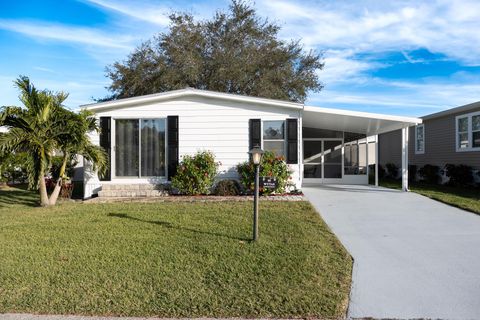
263,120 -> 285,157
456,112 -> 480,152
344,140 -> 367,175
415,124 -> 425,154
458,117 -> 469,150
473,115 -> 480,148
115,118 -> 166,177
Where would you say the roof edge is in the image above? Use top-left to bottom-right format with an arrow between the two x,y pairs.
82,88 -> 303,111
304,105 -> 422,125
422,101 -> 480,120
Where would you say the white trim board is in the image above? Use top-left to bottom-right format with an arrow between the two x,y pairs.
83,88 -> 303,112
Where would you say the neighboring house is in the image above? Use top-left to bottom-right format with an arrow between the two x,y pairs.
379,101 -> 480,178
81,88 -> 420,198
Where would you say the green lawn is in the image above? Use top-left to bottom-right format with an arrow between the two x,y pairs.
0,186 -> 352,318
380,179 -> 480,215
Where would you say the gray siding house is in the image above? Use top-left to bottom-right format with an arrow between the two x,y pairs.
379,101 -> 480,178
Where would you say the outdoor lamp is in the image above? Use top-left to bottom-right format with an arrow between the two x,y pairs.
249,145 -> 264,165
248,145 -> 264,241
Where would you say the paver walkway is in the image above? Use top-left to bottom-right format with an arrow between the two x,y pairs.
303,184 -> 480,319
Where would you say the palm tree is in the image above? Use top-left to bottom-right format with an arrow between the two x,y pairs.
0,76 -> 106,206
48,109 -> 107,205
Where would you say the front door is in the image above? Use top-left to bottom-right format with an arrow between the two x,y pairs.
303,139 -> 343,181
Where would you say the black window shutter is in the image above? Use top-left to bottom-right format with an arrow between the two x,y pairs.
167,116 -> 179,180
286,118 -> 298,164
99,117 -> 111,181
249,119 -> 261,150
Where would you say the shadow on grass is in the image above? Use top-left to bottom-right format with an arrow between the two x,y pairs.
0,188 -> 39,208
107,212 -> 251,242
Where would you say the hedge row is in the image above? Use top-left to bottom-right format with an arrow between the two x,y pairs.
379,162 -> 479,187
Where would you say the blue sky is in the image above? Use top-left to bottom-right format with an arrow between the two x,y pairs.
1,0 -> 480,116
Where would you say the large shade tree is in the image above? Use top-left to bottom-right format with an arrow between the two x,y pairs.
105,0 -> 323,103
0,76 -> 106,206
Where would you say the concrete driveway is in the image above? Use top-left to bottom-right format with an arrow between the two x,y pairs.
303,184 -> 480,319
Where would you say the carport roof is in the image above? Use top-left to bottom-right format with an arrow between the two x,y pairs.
303,105 -> 422,136
81,88 -> 421,136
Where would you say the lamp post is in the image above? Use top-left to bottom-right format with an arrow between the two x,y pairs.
248,145 -> 264,241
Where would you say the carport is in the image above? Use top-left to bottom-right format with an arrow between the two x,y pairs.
301,106 -> 421,191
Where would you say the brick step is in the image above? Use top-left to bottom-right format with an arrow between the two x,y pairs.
98,190 -> 167,197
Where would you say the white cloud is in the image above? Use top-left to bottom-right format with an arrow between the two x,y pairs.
84,0 -> 171,26
0,19 -> 134,49
256,0 -> 480,114
33,66 -> 56,74
259,0 -> 480,65
3,0 -> 478,115
320,49 -> 384,85
307,78 -> 480,116
0,74 -> 110,109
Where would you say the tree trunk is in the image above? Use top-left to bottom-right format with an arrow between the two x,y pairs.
38,170 -> 49,207
49,154 -> 68,206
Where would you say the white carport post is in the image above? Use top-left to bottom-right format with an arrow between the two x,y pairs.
401,127 -> 409,192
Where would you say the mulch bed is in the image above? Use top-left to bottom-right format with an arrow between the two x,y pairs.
85,194 -> 305,203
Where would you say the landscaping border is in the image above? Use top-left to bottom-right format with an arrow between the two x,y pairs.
85,194 -> 306,204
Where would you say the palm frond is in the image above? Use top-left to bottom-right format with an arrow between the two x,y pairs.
14,76 -> 39,112
0,106 -> 33,133
0,129 -> 32,153
81,143 -> 107,177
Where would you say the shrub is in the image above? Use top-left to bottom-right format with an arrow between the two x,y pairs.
445,164 -> 473,187
409,165 -> 417,183
377,164 -> 386,179
418,164 -> 440,184
385,163 -> 399,179
213,179 -> 241,196
171,151 -> 219,195
236,151 -> 292,195
0,152 -> 29,184
368,164 -> 375,184
49,155 -> 77,181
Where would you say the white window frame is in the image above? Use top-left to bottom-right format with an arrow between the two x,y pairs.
415,124 -> 425,154
455,111 -> 480,152
262,120 -> 286,158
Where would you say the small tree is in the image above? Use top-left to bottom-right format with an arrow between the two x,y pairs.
0,76 -> 106,206
104,1 -> 323,103
47,109 -> 107,205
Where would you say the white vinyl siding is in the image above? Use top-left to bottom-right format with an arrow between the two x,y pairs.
84,97 -> 302,197
456,111 -> 480,152
415,124 -> 425,154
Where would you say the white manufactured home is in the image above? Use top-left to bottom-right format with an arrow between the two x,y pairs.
81,88 -> 421,198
